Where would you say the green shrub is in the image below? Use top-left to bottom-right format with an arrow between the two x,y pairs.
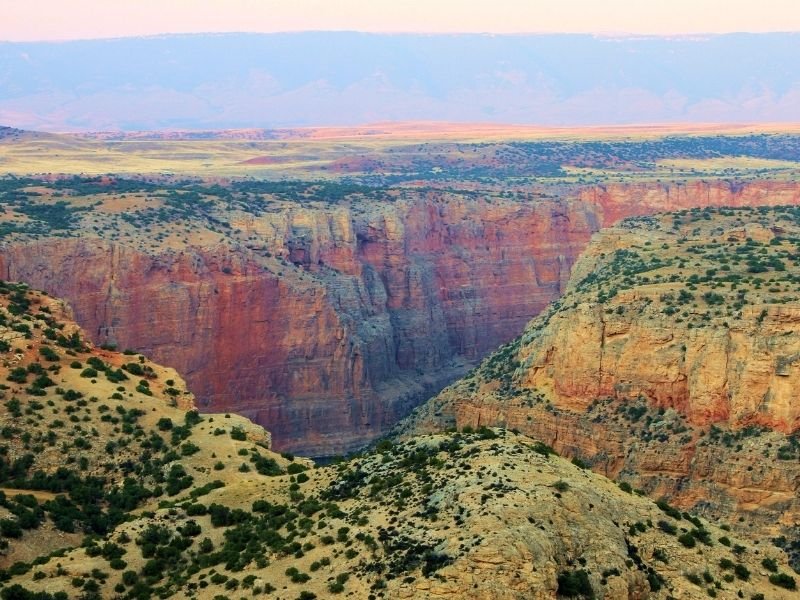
761,557 -> 778,572
0,519 -> 22,538
122,362 -> 144,376
658,520 -> 677,535
38,346 -> 60,362
733,564 -> 750,581
7,368 -> 27,383
571,457 -> 590,469
686,572 -> 702,586
556,569 -> 594,598
180,442 -> 200,456
769,573 -> 796,590
656,499 -> 682,520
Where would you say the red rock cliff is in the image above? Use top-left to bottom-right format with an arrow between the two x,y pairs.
1,182 -> 798,455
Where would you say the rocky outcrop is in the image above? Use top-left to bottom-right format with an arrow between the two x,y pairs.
581,180 -> 800,223
2,181 -> 800,455
401,205 -> 800,550
513,205 -> 800,433
408,389 -> 800,535
8,425 -> 798,600
518,301 -> 800,432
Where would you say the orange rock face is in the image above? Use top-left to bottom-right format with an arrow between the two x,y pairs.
513,206 -> 800,434
518,301 -> 800,432
2,182 -> 800,455
401,204 -> 800,542
582,180 -> 800,224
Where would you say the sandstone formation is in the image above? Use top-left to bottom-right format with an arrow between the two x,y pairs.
401,205 -> 800,564
2,180 -> 800,455
3,285 -> 794,599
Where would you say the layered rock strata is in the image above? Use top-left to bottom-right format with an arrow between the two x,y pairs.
2,182 -> 800,454
401,205 -> 800,554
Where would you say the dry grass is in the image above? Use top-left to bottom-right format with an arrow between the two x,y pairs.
3,124 -> 800,183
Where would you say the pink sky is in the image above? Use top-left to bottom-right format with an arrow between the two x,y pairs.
2,0 -> 799,41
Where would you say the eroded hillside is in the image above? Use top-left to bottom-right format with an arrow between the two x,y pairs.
401,204 -> 800,570
15,431 -> 800,600
0,283 -> 795,599
0,282 -> 272,565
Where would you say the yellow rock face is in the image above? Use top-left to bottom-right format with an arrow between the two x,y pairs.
402,205 -> 800,561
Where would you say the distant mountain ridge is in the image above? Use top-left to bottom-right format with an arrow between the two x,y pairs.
1,32 -> 799,131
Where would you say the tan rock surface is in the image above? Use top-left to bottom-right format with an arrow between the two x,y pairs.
8,430 -> 798,600
402,205 -> 800,567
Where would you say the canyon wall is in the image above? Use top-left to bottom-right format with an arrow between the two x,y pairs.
400,203 -> 800,542
1,181 -> 799,455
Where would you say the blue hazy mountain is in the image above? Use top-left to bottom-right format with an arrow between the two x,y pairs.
1,32 -> 798,130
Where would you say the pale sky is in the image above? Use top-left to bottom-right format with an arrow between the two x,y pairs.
1,0 -> 799,41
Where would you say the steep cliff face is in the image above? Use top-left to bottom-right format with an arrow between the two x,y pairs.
516,205 -> 800,433
0,192 -> 595,455
582,180 -> 800,224
1,181 -> 799,455
518,300 -> 800,431
401,205 -> 800,553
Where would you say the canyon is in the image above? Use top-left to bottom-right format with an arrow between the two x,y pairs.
2,181 -> 800,455
4,26 -> 800,598
3,283 -> 795,599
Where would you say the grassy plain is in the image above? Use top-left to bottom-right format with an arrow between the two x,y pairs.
2,122 -> 800,184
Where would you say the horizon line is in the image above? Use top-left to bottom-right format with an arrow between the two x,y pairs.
2,29 -> 800,44
9,120 -> 800,138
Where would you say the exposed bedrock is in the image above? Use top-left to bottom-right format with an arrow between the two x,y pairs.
1,181 -> 798,454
